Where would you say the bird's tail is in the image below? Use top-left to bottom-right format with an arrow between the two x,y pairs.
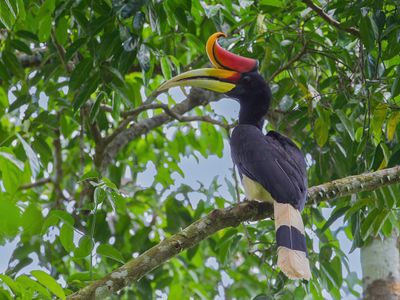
274,201 -> 311,280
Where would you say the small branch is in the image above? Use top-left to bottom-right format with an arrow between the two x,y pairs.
19,178 -> 52,190
169,114 -> 234,130
50,29 -> 72,73
99,88 -> 222,170
101,103 -> 233,130
53,113 -> 64,207
302,0 -> 360,37
68,166 -> 400,299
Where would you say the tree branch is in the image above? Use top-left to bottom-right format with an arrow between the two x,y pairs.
101,102 -> 233,130
68,165 -> 400,299
98,88 -> 222,170
302,0 -> 360,37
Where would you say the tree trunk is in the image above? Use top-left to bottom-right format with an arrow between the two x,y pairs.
361,232 -> 400,300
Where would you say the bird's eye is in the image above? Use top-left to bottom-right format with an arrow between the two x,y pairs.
242,75 -> 251,84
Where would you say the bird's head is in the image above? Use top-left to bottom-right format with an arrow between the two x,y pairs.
154,32 -> 271,127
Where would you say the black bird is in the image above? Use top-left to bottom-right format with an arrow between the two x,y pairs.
155,32 -> 311,280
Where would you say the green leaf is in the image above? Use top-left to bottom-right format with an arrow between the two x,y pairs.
21,204 -> 43,238
16,0 -> 26,20
10,39 -> 32,55
321,206 -> 350,232
96,244 -> 125,263
74,236 -> 93,258
101,65 -> 125,87
371,104 -> 388,143
38,15 -> 52,42
68,271 -> 101,282
2,50 -> 24,78
260,0 -> 285,7
60,224 -> 75,252
93,186 -> 107,206
72,74 -> 100,110
160,56 -> 172,80
0,274 -> 21,296
51,210 -> 75,226
0,61 -> 10,82
79,169 -> 99,181
69,58 -> 93,91
0,0 -> 16,29
55,16 -> 68,45
392,77 -> 400,99
388,148 -> 400,168
321,260 -> 341,288
16,275 -> 51,299
65,38 -> 87,61
360,14 -> 375,52
16,134 -> 41,178
387,111 -> 400,141
89,93 -> 103,123
371,143 -> 384,170
0,150 -> 24,193
361,209 -> 380,241
336,110 -> 354,141
344,198 -> 373,221
315,117 -> 328,147
373,210 -> 389,235
0,151 -> 24,170
31,270 -> 66,300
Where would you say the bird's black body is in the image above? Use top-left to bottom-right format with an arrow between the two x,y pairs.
231,127 -> 307,210
228,72 -> 311,279
228,72 -> 307,211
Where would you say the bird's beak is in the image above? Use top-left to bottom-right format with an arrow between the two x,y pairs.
155,68 -> 241,94
154,32 -> 257,95
206,32 -> 258,73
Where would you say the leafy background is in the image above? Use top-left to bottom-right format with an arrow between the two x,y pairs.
0,0 -> 399,299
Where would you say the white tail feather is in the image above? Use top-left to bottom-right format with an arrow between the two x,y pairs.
274,201 -> 311,280
277,247 -> 312,280
274,202 -> 304,234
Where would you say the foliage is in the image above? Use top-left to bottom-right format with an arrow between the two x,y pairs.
0,0 -> 399,299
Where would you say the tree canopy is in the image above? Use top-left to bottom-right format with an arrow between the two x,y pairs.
0,0 -> 399,299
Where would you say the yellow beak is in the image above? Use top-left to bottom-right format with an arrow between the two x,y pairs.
155,68 -> 240,94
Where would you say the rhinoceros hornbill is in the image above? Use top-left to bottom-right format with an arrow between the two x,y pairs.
155,32 -> 311,280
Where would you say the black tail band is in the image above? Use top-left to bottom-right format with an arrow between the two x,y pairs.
276,225 -> 308,256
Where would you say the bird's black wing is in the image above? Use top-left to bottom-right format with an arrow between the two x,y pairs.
230,125 -> 307,210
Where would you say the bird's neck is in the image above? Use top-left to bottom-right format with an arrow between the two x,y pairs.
238,102 -> 268,130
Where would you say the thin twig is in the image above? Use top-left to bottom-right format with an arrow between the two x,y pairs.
50,29 -> 71,73
302,0 -> 360,37
53,115 -> 64,208
19,178 -> 52,190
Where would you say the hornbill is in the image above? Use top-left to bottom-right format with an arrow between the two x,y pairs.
155,33 -> 311,280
